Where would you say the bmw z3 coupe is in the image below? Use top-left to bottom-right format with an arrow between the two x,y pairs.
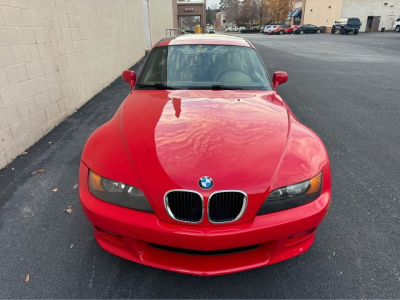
79,34 -> 331,276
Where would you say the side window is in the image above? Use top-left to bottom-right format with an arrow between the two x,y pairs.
142,48 -> 167,83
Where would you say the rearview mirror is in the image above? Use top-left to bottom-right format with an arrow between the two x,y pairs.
122,70 -> 137,90
272,71 -> 288,90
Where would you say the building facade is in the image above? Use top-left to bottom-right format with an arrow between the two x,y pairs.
214,12 -> 227,31
289,0 -> 306,25
174,0 -> 207,32
303,0 -> 400,32
0,0 -> 174,169
342,0 -> 400,31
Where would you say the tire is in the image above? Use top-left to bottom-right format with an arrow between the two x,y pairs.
340,28 -> 345,35
299,30 -> 304,35
317,29 -> 321,34
395,26 -> 400,32
345,30 -> 349,34
354,30 -> 358,35
279,30 -> 283,35
331,27 -> 335,34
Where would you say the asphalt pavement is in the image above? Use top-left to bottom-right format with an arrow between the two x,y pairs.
0,32 -> 399,298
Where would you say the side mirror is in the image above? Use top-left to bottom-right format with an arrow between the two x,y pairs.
272,71 -> 288,90
122,70 -> 136,90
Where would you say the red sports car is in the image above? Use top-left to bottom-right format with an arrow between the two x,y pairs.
79,35 -> 331,276
286,25 -> 300,34
273,25 -> 290,35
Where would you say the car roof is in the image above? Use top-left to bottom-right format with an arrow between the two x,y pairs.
156,34 -> 253,48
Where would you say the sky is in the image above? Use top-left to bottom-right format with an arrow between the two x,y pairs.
206,0 -> 220,9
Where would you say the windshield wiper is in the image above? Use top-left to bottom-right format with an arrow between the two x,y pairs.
211,85 -> 243,90
137,83 -> 180,90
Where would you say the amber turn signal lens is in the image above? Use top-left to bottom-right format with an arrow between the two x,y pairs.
306,173 -> 322,194
89,170 -> 105,191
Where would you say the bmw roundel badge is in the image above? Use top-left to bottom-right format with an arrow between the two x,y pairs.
199,176 -> 214,190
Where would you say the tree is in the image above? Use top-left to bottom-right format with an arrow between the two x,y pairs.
264,0 -> 290,23
206,6 -> 221,25
238,0 -> 259,28
220,0 -> 240,24
256,0 -> 265,26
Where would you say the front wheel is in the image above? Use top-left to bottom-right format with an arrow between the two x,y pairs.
317,29 -> 321,34
340,28 -> 345,35
354,30 -> 359,35
395,26 -> 400,32
279,30 -> 283,35
331,27 -> 335,34
299,30 -> 304,35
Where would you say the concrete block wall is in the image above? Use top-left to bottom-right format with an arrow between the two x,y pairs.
148,0 -> 173,45
0,0 -> 173,169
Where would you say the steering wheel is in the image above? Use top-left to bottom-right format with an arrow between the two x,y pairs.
216,68 -> 249,81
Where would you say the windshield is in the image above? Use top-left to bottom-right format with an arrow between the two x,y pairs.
348,18 -> 360,25
137,45 -> 271,90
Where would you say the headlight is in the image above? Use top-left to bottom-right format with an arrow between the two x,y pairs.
257,173 -> 322,215
88,170 -> 154,213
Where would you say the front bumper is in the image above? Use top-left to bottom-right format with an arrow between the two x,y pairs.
79,162 -> 331,276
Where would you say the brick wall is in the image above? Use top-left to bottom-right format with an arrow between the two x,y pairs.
0,0 -> 173,169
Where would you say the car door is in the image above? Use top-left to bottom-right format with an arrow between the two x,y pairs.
301,25 -> 308,33
308,25 -> 316,33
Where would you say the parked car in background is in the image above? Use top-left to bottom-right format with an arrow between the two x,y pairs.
232,26 -> 240,32
285,25 -> 299,34
331,18 -> 361,35
295,24 -> 323,34
225,27 -> 233,32
396,18 -> 400,32
273,25 -> 290,35
268,28 -> 275,35
207,28 -> 215,34
263,25 -> 278,34
239,26 -> 246,31
262,25 -> 272,34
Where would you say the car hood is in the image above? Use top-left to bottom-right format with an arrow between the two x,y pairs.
119,90 -> 288,212
82,89 -> 329,224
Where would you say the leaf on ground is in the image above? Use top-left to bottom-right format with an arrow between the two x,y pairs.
73,184 -> 78,189
22,152 -> 28,155
31,170 -> 44,175
333,251 -> 336,256
52,188 -> 58,193
64,206 -> 73,214
70,244 -> 73,248
25,274 -> 29,282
